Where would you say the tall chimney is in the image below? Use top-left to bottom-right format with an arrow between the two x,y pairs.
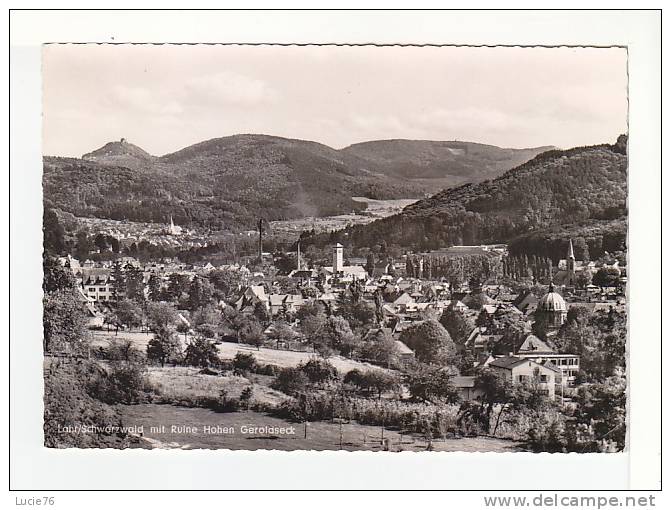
333,243 -> 344,273
297,241 -> 302,271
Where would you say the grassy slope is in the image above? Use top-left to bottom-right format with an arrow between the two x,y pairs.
120,404 -> 523,452
91,329 -> 388,374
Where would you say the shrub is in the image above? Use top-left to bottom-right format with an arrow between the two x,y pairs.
44,359 -> 138,448
146,327 -> 183,367
233,352 -> 257,375
270,391 -> 461,436
184,336 -> 220,368
105,339 -> 142,362
212,389 -> 239,413
271,367 -> 309,395
239,386 -> 254,410
88,361 -> 151,405
253,363 -> 281,376
299,358 -> 338,386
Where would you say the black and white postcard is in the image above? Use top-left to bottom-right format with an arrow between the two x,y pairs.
8,8 -> 663,497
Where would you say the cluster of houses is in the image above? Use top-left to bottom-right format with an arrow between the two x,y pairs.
75,216 -> 216,250
59,238 -> 627,405
58,254 -> 239,304
224,243 -> 598,403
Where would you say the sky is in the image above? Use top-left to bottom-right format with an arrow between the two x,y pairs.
42,44 -> 628,157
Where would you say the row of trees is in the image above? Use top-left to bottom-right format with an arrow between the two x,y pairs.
404,253 -> 501,284
502,254 -> 554,282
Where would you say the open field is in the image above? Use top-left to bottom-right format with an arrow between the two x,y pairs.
120,404 -> 525,452
148,366 -> 287,406
89,330 -> 386,374
269,196 -> 419,241
90,329 -> 154,350
215,342 -> 388,373
350,196 -> 420,212
88,330 -> 387,375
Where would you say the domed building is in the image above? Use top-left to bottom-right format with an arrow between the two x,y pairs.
536,283 -> 568,328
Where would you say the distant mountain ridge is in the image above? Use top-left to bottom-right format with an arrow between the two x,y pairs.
44,134 -> 556,231
303,136 -> 628,256
341,139 -> 556,186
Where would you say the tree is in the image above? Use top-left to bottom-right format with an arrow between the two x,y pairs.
357,329 -> 399,367
300,359 -> 338,387
111,261 -> 126,301
404,363 -> 460,403
147,274 -> 161,301
103,309 -> 119,333
313,316 -> 358,358
465,292 -> 488,311
344,369 -> 401,399
272,367 -> 309,395
89,361 -> 149,405
176,320 -> 191,344
43,255 -> 75,293
43,290 -> 88,353
457,350 -> 477,375
124,264 -> 145,302
575,271 -> 592,289
191,305 -> 221,335
399,319 -> 456,364
439,307 -> 474,345
146,302 -> 178,332
188,276 -> 215,311
94,233 -> 110,253
146,327 -> 182,367
457,369 -> 515,434
239,319 -> 265,350
593,267 -> 621,288
43,209 -> 65,254
166,273 -> 190,302
106,338 -> 140,362
531,312 -> 550,342
365,253 -> 376,275
274,253 -> 297,275
337,299 -> 376,333
74,230 -> 93,260
252,301 -> 271,326
269,320 -> 297,348
184,336 -> 220,368
573,374 -> 626,451
115,299 -> 144,330
406,256 -> 415,277
208,269 -> 246,300
297,303 -> 327,340
219,305 -> 247,341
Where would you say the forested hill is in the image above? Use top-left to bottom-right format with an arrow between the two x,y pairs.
341,139 -> 554,188
82,139 -> 156,171
307,136 -> 628,258
44,135 -> 427,231
43,134 -> 549,231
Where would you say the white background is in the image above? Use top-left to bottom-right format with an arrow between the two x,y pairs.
5,6 -> 663,503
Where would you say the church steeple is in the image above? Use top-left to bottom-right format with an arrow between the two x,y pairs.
567,239 -> 576,285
